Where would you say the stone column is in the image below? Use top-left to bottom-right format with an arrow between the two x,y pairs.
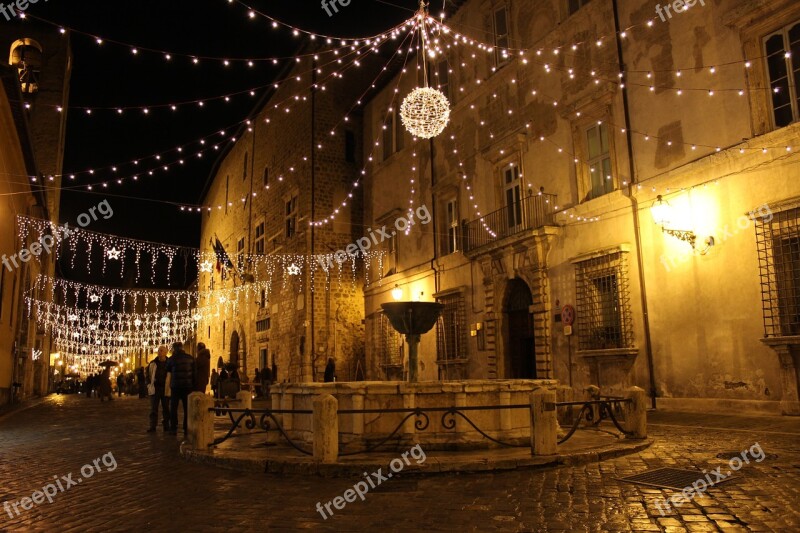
188,392 -> 214,450
530,389 -> 557,456
403,391 -> 417,442
313,394 -> 338,463
236,390 -> 252,433
624,386 -> 647,439
407,334 -> 421,382
499,391 -> 512,431
351,392 -> 365,436
776,345 -> 800,416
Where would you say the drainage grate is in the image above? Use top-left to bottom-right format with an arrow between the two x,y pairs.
618,467 -> 735,490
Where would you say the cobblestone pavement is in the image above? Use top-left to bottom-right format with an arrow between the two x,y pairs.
0,395 -> 798,532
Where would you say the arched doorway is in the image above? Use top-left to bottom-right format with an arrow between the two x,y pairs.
230,331 -> 239,367
503,278 -> 536,379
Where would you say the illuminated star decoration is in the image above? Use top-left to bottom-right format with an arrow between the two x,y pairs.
89,294 -> 101,303
287,263 -> 301,276
107,247 -> 121,260
199,260 -> 213,273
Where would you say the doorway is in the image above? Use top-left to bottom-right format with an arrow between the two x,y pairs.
503,278 -> 536,379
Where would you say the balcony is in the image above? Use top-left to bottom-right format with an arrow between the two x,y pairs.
463,192 -> 557,254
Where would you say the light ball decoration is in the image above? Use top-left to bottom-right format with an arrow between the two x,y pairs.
400,87 -> 451,139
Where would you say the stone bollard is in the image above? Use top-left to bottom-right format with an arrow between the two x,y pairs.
188,392 -> 214,450
530,389 -> 557,456
313,394 -> 339,463
624,386 -> 647,439
236,390 -> 253,433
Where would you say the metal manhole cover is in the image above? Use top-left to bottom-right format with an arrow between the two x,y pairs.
618,467 -> 736,490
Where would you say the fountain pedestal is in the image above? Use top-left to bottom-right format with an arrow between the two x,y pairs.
380,302 -> 444,382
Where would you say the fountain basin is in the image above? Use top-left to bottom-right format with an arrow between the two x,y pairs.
380,301 -> 444,335
270,379 -> 560,451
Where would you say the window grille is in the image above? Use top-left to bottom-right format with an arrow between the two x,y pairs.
374,312 -> 402,369
436,293 -> 467,363
575,251 -> 633,350
755,206 -> 800,337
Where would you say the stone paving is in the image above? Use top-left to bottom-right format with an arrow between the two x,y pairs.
0,394 -> 798,532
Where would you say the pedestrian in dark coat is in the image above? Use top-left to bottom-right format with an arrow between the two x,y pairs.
98,368 -> 113,401
147,346 -> 171,432
166,342 -> 196,435
136,366 -> 147,398
194,343 -> 211,393
324,358 -> 336,383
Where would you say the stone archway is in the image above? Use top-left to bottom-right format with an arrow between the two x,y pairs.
503,278 -> 536,379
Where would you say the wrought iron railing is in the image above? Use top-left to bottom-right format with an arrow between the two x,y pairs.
209,397 -> 633,453
463,192 -> 557,253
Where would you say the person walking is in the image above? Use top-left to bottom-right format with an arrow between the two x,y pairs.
324,358 -> 336,383
136,366 -> 147,398
261,366 -> 272,399
210,369 -> 219,398
147,347 -> 171,433
116,372 -> 125,397
98,368 -> 113,401
166,341 -> 196,436
194,343 -> 211,394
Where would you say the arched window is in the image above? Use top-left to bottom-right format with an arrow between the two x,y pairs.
9,38 -> 42,94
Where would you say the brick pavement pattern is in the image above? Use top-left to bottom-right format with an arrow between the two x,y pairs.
0,395 -> 799,532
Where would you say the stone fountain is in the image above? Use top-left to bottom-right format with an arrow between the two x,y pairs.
380,301 -> 444,382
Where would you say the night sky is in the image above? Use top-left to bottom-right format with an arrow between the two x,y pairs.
20,0 -> 414,287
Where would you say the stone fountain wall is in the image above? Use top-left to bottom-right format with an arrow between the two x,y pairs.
270,379 -> 559,451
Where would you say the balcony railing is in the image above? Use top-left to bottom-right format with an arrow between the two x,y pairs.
463,192 -> 557,253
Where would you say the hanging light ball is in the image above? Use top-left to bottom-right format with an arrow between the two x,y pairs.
400,87 -> 451,139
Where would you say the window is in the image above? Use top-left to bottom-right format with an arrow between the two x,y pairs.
256,317 -> 271,332
585,123 -> 614,200
243,152 -> 249,180
493,5 -> 510,68
434,59 -> 450,99
263,167 -> 270,189
285,196 -> 298,238
374,312 -> 402,370
259,288 -> 266,309
382,111 -> 404,161
755,206 -> 800,336
237,237 -> 245,271
259,348 -> 268,371
255,220 -> 265,254
575,251 -> 634,350
568,0 -> 592,15
503,162 -> 523,231
345,130 -> 356,163
764,22 -> 800,128
436,293 -> 467,364
445,199 -> 459,254
9,39 -> 42,94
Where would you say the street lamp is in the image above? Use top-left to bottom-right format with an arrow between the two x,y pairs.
391,285 -> 403,301
651,195 -> 714,254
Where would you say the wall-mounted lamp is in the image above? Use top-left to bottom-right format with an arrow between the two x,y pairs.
391,285 -> 403,301
651,195 -> 715,254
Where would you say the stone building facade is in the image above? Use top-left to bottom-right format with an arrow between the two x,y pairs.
200,0 -> 800,415
0,22 -> 71,405
361,0 -> 800,415
198,50 -> 372,384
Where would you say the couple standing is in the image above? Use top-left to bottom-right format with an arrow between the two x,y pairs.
147,341 -> 212,435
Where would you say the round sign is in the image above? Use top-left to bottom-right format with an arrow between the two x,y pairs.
561,305 -> 575,326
